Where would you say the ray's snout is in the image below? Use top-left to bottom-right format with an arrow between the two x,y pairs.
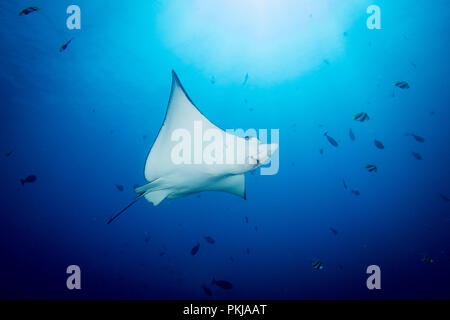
257,143 -> 278,165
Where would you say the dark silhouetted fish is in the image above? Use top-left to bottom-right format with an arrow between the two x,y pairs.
204,236 -> 215,244
144,234 -> 151,244
246,248 -> 250,255
254,226 -> 258,232
323,59 -> 330,65
439,193 -> 449,202
159,251 -> 165,257
21,175 -> 36,185
324,132 -> 338,147
212,278 -> 233,290
312,261 -> 324,270
59,39 -> 72,52
365,164 -> 378,173
319,148 -> 324,155
116,185 -> 124,191
411,152 -> 422,160
19,6 -> 40,15
201,285 -> 213,297
421,255 -> 433,264
351,189 -> 360,196
353,112 -> 370,122
405,133 -> 425,143
343,179 -> 348,190
5,151 -> 12,157
190,243 -> 200,256
245,216 -> 248,224
229,256 -> 234,263
142,135 -> 147,140
210,76 -> 216,84
349,128 -> 355,141
393,81 -> 410,89
374,139 -> 384,149
330,227 -> 339,235
243,73 -> 249,85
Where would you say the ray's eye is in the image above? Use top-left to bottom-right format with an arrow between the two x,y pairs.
245,136 -> 250,141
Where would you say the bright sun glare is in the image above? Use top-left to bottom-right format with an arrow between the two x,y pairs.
158,0 -> 368,83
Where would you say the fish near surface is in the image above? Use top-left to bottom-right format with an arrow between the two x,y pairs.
405,133 -> 425,143
393,81 -> 410,89
324,132 -> 338,147
349,128 -> 355,141
365,164 -> 378,173
107,71 -> 278,224
353,112 -> 370,122
374,139 -> 384,149
19,7 -> 40,15
59,39 -> 73,52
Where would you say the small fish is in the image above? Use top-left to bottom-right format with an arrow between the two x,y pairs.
116,185 -> 124,192
343,31 -> 348,37
421,256 -> 433,264
329,227 -> 339,235
245,216 -> 248,224
324,132 -> 338,147
212,278 -> 233,290
204,236 -> 215,244
353,112 -> 370,122
142,135 -> 147,140
229,256 -> 234,263
19,7 -> 40,15
159,251 -> 165,257
210,76 -> 216,84
374,139 -> 384,149
21,175 -> 36,185
312,261 -> 324,270
365,164 -> 378,173
439,193 -> 450,202
349,128 -> 355,141
144,234 -> 151,244
319,149 -> 324,155
411,152 -> 422,160
190,243 -> 200,256
59,39 -> 72,52
393,81 -> 410,89
5,151 -> 12,157
405,133 -> 425,143
254,226 -> 258,232
243,73 -> 249,85
323,59 -> 330,65
351,189 -> 360,196
246,248 -> 250,255
343,179 -> 348,189
201,285 -> 213,297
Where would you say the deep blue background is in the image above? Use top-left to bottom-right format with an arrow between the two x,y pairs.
0,0 -> 449,299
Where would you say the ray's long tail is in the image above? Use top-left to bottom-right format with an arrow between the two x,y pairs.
107,192 -> 146,224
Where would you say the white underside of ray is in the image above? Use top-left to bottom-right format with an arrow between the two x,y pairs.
135,71 -> 249,205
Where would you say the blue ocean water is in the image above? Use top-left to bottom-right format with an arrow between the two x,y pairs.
0,0 -> 449,299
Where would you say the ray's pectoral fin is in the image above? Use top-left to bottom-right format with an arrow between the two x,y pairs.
145,189 -> 172,206
205,174 -> 246,199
